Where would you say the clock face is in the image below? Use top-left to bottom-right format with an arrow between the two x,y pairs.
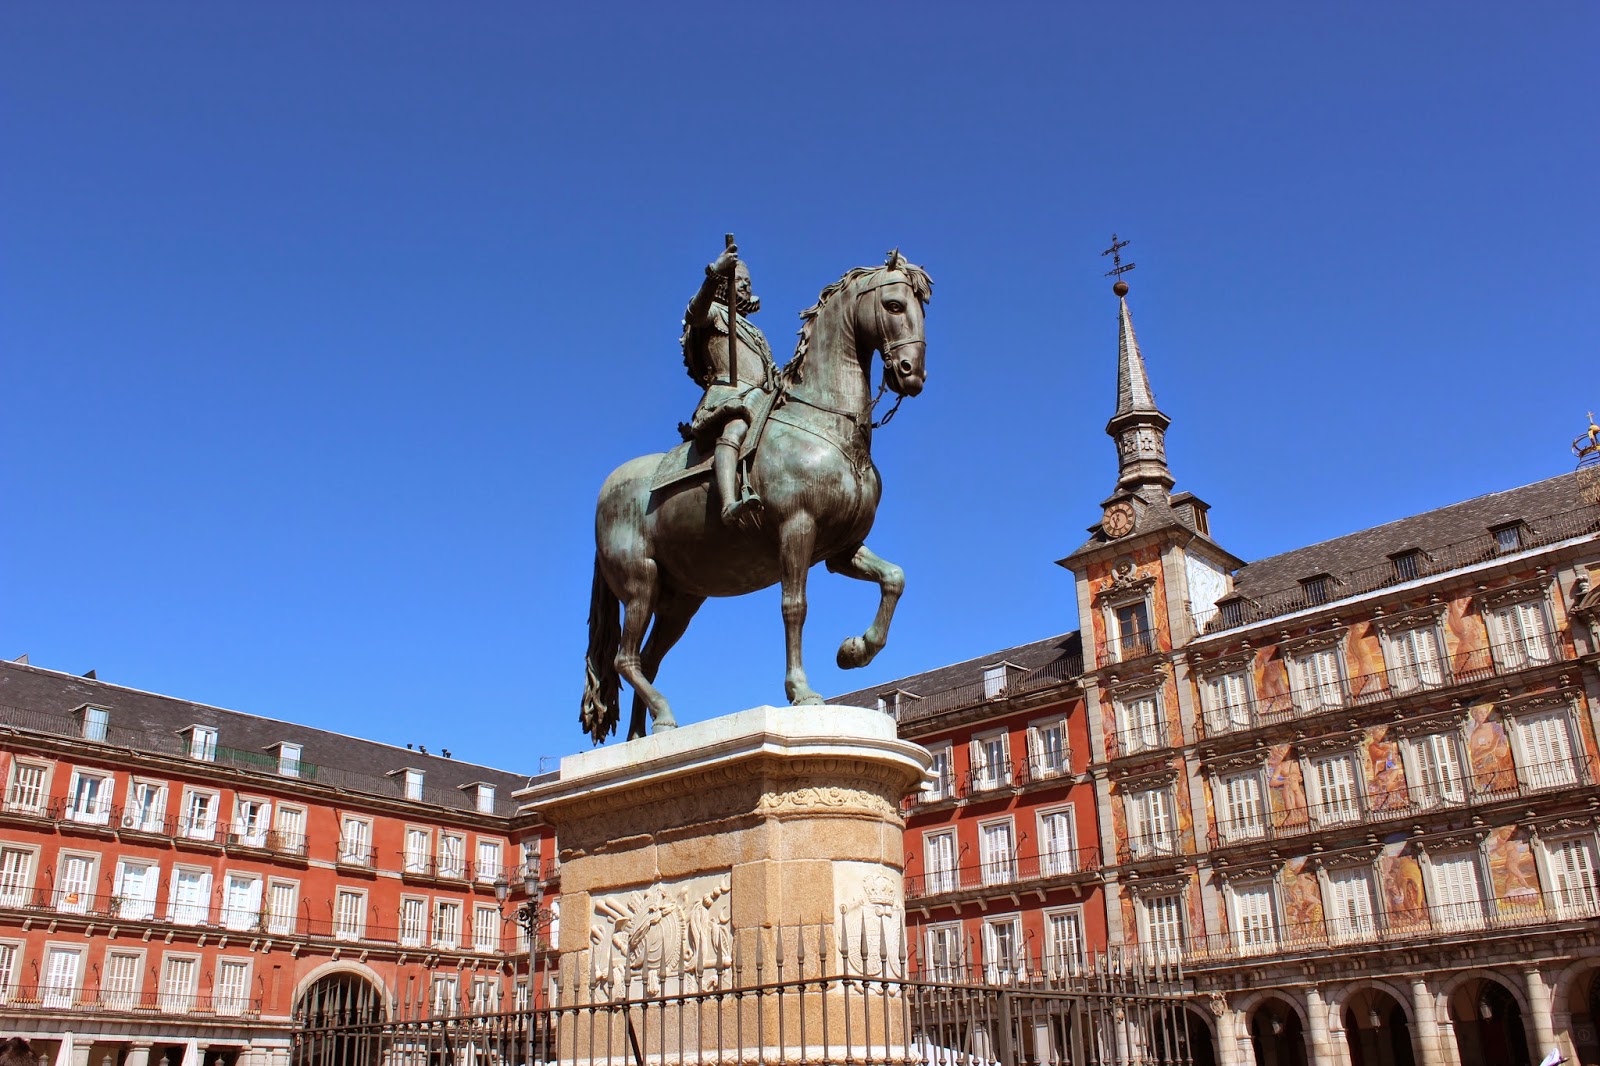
1103,502 -> 1136,539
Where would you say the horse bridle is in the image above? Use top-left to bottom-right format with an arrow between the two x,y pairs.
779,270 -> 923,432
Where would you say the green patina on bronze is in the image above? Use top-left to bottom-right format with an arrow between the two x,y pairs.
581,242 -> 933,745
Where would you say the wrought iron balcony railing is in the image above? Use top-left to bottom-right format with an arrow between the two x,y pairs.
1095,628 -> 1167,667
1117,827 -> 1197,865
874,653 -> 1084,726
905,847 -> 1103,899
0,984 -> 262,1017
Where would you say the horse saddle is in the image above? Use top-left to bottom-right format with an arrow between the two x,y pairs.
649,389 -> 779,493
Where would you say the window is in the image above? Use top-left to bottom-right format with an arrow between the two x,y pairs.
1218,772 -> 1266,842
124,781 -> 167,833
1405,733 -> 1465,808
983,664 -> 1009,699
215,958 -> 251,1016
1307,753 -> 1362,825
0,942 -> 17,1003
476,839 -> 503,883
1116,693 -> 1164,755
1514,709 -> 1578,790
81,707 -> 109,741
221,873 -> 263,931
339,817 -> 372,865
431,975 -> 460,1016
1140,892 -> 1184,962
1492,523 -> 1523,553
970,730 -> 1009,791
1545,835 -> 1599,918
434,900 -> 462,948
924,923 -> 964,981
439,834 -> 465,878
102,951 -> 141,1009
1230,881 -> 1278,954
335,889 -> 366,941
1290,645 -> 1345,711
1385,625 -> 1445,693
925,829 -> 957,894
66,770 -> 112,825
1428,850 -> 1485,931
168,867 -> 212,926
266,880 -> 298,935
0,847 -> 35,907
474,903 -> 501,953
1202,670 -> 1252,734
982,916 -> 1023,984
1300,575 -> 1330,606
232,797 -> 272,847
399,897 -> 427,946
979,819 -> 1016,886
926,743 -> 954,800
6,762 -> 47,814
277,744 -> 302,778
54,853 -> 96,914
182,789 -> 218,841
1039,806 -> 1078,876
1391,551 -> 1421,582
1218,600 -> 1244,629
1029,718 -> 1069,778
159,955 -> 198,1012
43,947 -> 82,1008
475,784 -> 496,814
186,726 -> 218,762
471,976 -> 496,1013
403,769 -> 425,802
274,805 -> 306,854
1125,787 -> 1175,858
405,828 -> 432,873
113,858 -> 160,920
1325,867 -> 1378,942
1112,600 -> 1153,660
1044,909 -> 1086,978
1489,599 -> 1553,668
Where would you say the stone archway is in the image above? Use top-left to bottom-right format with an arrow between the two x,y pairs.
1251,997 -> 1309,1066
1342,987 -> 1415,1066
1447,976 -> 1532,1066
1557,963 -> 1600,1066
292,970 -> 388,1066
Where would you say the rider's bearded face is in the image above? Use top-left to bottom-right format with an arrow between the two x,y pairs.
728,264 -> 760,314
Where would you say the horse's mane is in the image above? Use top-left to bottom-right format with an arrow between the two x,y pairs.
780,252 -> 933,386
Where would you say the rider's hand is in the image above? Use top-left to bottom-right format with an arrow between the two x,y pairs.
709,245 -> 739,277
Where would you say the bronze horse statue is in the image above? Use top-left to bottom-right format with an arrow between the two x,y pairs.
581,251 -> 933,743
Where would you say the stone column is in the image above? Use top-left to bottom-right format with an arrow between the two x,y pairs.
1328,1002 -> 1354,1066
1524,967 -> 1560,1064
123,1046 -> 152,1066
1410,977 -> 1450,1066
1210,1004 -> 1238,1066
517,704 -> 930,1060
1229,1007 -> 1255,1066
67,1040 -> 91,1066
1306,986 -> 1342,1066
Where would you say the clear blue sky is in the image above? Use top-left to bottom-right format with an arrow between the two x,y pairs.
3,4 -> 1595,773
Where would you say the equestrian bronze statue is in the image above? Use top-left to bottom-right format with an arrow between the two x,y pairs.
581,243 -> 932,744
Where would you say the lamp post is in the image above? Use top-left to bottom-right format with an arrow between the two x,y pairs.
495,866 -> 549,1066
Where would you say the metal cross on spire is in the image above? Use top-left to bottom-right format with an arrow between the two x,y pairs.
1101,233 -> 1136,279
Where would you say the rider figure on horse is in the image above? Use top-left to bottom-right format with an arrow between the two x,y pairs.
681,240 -> 775,527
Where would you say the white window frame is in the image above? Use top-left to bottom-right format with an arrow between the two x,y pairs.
1421,846 -> 1487,931
439,833 -> 466,879
265,879 -> 298,935
112,856 -> 160,921
403,769 -> 425,802
1225,878 -> 1280,955
475,784 -> 496,814
1125,785 -> 1176,858
970,730 -> 1010,791
978,817 -> 1017,886
1381,621 -> 1447,694
334,888 -> 367,941
43,944 -> 84,1008
54,850 -> 98,914
1401,730 -> 1467,809
159,952 -> 199,1012
1043,906 -> 1086,978
1303,750 -> 1364,827
1114,690 -> 1165,756
925,742 -> 954,801
181,788 -> 219,841
277,743 -> 302,778
0,940 -> 18,1004
923,921 -> 964,982
186,726 -> 219,762
214,956 -> 252,1016
0,844 -> 38,908
1216,769 -> 1267,843
404,827 -> 433,873
1136,891 -> 1185,963
1037,804 -> 1078,876
431,974 -> 460,1016
434,899 -> 462,949
274,804 -> 307,855
475,838 -> 504,883
339,815 -> 373,866
1487,595 -> 1555,670
5,760 -> 51,816
123,779 -> 168,833
220,871 -> 264,932
399,896 -> 428,947
1028,716 -> 1070,779
924,829 -> 957,895
1201,668 -> 1254,735
1507,706 -> 1580,791
101,948 -> 145,1010
167,865 -> 212,927
65,768 -> 114,826
982,915 -> 1024,985
1539,832 -> 1600,919
231,796 -> 273,848
81,706 -> 110,741
473,903 -> 501,953
1289,642 -> 1347,713
1321,864 -> 1380,943
1104,592 -> 1155,663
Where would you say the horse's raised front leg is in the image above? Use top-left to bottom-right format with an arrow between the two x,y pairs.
826,543 -> 905,670
613,558 -> 677,739
778,513 -> 824,705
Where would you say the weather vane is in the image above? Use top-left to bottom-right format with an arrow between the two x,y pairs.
1101,234 -> 1136,279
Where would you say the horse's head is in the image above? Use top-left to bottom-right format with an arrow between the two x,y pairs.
859,249 -> 932,397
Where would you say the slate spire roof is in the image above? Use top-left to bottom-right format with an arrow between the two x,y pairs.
1112,296 -> 1162,419
1105,284 -> 1175,496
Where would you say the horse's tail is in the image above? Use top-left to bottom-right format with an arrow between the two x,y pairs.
580,555 -> 622,744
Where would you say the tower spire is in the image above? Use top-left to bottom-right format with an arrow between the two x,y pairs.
1100,235 -> 1174,496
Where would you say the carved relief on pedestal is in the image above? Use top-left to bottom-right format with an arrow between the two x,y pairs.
834,863 -> 904,978
588,873 -> 732,1001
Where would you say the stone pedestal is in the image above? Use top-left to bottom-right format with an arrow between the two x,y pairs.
517,704 -> 929,1062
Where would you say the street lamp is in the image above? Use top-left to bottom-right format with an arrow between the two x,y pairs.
494,865 -> 550,1066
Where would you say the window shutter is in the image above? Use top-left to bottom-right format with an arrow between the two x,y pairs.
1551,837 -> 1599,914
1520,711 -> 1576,788
1430,852 -> 1483,928
1233,883 -> 1277,949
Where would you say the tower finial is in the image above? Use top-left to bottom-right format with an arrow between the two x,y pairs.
1101,233 -> 1136,296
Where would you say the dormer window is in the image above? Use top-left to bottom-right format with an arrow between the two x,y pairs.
876,689 -> 921,717
1390,550 -> 1422,582
185,726 -> 218,762
276,743 -> 302,778
463,783 -> 496,814
1492,523 -> 1524,553
403,768 -> 424,801
1300,575 -> 1331,606
80,706 -> 109,742
983,663 -> 1020,699
1216,599 -> 1244,630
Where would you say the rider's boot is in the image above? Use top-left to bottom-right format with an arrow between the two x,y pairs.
715,439 -> 761,527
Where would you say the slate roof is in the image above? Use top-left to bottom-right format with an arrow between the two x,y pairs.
832,631 -> 1083,727
0,660 -> 533,817
1226,471 -> 1599,608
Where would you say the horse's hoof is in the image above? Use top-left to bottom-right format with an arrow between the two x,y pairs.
837,636 -> 876,670
790,692 -> 826,707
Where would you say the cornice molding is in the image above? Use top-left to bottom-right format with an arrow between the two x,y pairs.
1475,575 -> 1553,612
1280,627 -> 1348,657
1372,603 -> 1449,636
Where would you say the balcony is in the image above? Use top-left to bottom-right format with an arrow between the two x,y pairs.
1108,720 -> 1172,761
904,751 -> 1080,813
335,840 -> 377,869
1096,627 -> 1167,667
1197,635 -> 1576,741
1208,753 -> 1598,850
1117,826 -> 1197,865
226,828 -> 308,858
0,984 -> 261,1018
905,846 -> 1103,900
1148,887 -> 1600,970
